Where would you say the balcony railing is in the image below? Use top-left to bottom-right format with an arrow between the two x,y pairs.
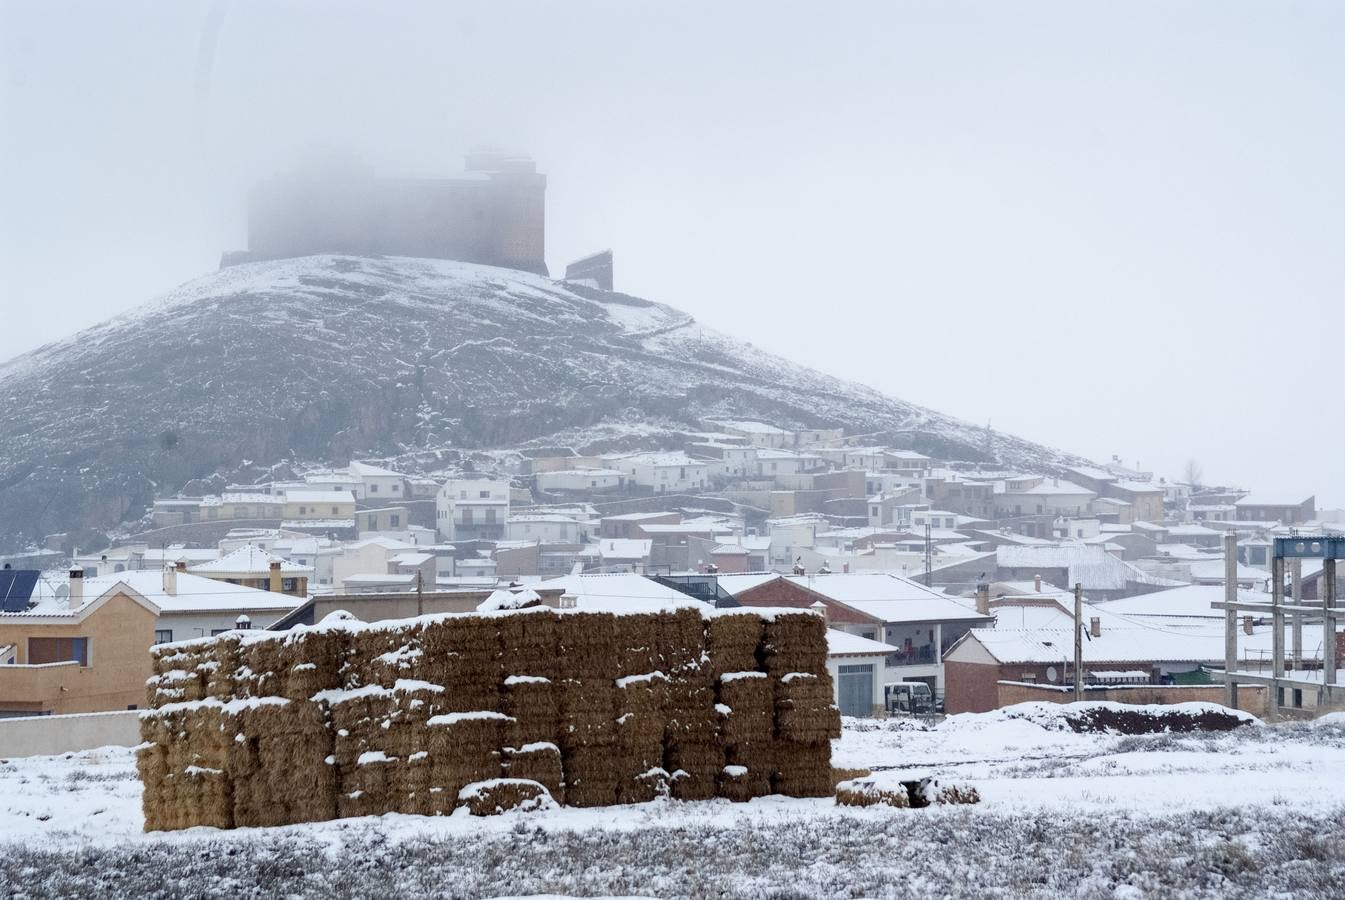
886,645 -> 936,667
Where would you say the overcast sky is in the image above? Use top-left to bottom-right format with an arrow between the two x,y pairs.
2,1 -> 1342,505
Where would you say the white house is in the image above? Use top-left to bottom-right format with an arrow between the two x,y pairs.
436,478 -> 511,540
506,514 -> 583,544
347,461 -> 409,501
995,478 -> 1096,518
752,449 -> 826,480
534,468 -> 626,493
607,453 -> 709,494
827,628 -> 902,717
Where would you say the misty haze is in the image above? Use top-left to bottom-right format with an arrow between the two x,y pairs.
1,3 -> 1343,898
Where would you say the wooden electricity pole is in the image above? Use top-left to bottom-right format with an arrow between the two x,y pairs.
1073,582 -> 1083,701
416,568 -> 424,617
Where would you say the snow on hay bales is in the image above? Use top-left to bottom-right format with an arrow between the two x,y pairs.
835,773 -> 981,809
138,605 -> 833,830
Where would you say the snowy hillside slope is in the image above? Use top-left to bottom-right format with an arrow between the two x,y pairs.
0,255 -> 1082,545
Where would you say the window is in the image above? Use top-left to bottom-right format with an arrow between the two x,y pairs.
390,514 -> 400,528
331,506 -> 339,515
282,577 -> 298,592
479,490 -> 490,499
462,508 -> 474,525
485,509 -> 497,525
28,637 -> 89,666
299,506 -> 307,515
392,483 -> 400,492
154,629 -> 173,645
370,484 -> 379,493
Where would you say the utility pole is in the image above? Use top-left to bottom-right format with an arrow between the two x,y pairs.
1073,582 -> 1083,701
1223,531 -> 1238,709
415,568 -> 424,618
924,523 -> 932,586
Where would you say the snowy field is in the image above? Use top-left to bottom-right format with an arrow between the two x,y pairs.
2,705 -> 1344,898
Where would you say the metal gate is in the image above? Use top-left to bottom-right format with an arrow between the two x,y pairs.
837,664 -> 874,717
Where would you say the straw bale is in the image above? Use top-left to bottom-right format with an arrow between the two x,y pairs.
363,623 -> 427,688
774,673 -> 841,743
615,671 -> 670,716
502,742 -> 564,803
495,609 -> 560,680
760,611 -> 828,675
145,670 -> 204,708
664,682 -> 717,744
771,739 -> 834,798
151,644 -> 206,677
556,678 -> 617,750
834,780 -> 910,808
560,746 -> 619,808
664,740 -> 722,801
203,633 -> 243,699
501,676 -> 557,746
613,613 -> 661,678
616,763 -> 671,805
238,635 -> 291,698
280,628 -> 349,700
706,612 -> 763,679
458,778 -> 553,816
716,761 -> 771,803
555,612 -> 618,680
653,608 -> 708,679
337,751 -> 397,818
419,615 -> 504,686
716,672 -> 774,744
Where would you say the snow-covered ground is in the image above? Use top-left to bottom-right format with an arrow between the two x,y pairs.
2,707 -> 1344,898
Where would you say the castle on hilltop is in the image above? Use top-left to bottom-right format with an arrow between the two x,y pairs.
220,151 -> 548,275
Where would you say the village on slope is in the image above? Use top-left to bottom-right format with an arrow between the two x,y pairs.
0,417 -> 1336,731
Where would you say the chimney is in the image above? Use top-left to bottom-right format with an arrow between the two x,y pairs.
559,591 -> 578,609
1242,615 -> 1254,636
268,559 -> 282,593
809,599 -> 829,625
163,564 -> 177,597
1090,616 -> 1101,638
175,559 -> 187,572
68,566 -> 84,609
235,614 -> 251,631
1034,574 -> 1042,593
975,582 -> 990,616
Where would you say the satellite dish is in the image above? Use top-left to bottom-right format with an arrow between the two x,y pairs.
1046,666 -> 1058,683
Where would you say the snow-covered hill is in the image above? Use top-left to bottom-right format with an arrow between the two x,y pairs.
0,255 -> 1081,546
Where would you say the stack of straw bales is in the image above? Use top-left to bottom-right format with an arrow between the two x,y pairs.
140,604 -> 837,830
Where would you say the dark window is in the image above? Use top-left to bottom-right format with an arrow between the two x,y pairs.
479,490 -> 490,499
390,515 -> 400,527
28,637 -> 89,666
210,629 -> 228,636
282,577 -> 299,592
370,484 -> 379,493
154,629 -> 173,645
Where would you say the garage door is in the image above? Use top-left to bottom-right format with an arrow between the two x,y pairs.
837,664 -> 874,717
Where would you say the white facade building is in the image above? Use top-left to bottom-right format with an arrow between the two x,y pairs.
608,453 -> 709,494
436,478 -> 511,540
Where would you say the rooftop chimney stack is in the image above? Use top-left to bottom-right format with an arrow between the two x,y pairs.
268,559 -> 282,593
1034,574 -> 1042,593
809,599 -> 829,625
163,563 -> 177,597
1090,616 -> 1101,638
975,582 -> 991,616
68,566 -> 83,609
1243,615 -> 1254,636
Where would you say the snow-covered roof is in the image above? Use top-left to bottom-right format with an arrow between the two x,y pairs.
1236,494 -> 1314,508
611,452 -> 706,468
784,573 -> 992,624
1003,479 -> 1095,497
996,546 -> 1183,591
827,629 -> 900,657
710,420 -> 791,435
534,573 -> 702,612
76,571 -> 301,614
189,545 -> 312,576
1092,584 -> 1260,619
347,460 -> 405,478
